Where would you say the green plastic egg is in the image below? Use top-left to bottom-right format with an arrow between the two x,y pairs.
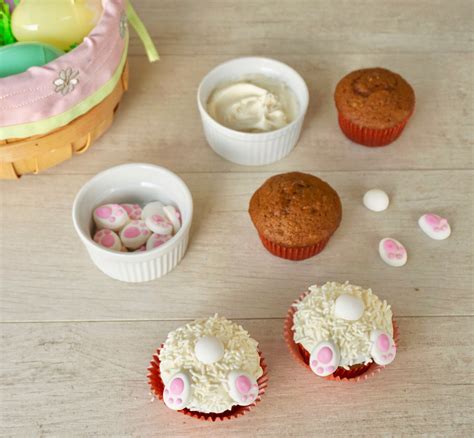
0,41 -> 64,77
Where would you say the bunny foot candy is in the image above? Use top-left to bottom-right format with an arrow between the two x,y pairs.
120,220 -> 151,250
145,214 -> 173,235
93,229 -> 121,251
163,371 -> 192,411
142,201 -> 165,221
379,238 -> 407,267
370,330 -> 396,365
163,205 -> 182,234
227,371 -> 259,406
146,233 -> 171,251
121,204 -> 142,221
418,213 -> 451,240
93,204 -> 129,231
309,341 -> 340,377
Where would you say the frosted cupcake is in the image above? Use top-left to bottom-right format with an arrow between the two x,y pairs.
148,315 -> 268,420
285,282 -> 398,381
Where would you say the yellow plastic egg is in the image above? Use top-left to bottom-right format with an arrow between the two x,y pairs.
11,0 -> 103,51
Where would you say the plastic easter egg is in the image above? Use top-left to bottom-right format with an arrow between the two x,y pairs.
12,0 -> 103,51
0,42 -> 63,77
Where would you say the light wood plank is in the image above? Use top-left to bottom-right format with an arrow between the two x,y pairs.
1,170 -> 471,321
19,53 -> 471,176
0,318 -> 472,436
128,0 -> 473,55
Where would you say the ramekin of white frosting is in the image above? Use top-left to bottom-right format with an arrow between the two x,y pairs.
197,57 -> 309,166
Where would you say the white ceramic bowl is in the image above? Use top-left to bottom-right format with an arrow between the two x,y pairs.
197,57 -> 309,166
72,163 -> 193,282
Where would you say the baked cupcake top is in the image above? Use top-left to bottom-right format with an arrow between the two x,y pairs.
292,282 -> 396,376
334,68 -> 415,129
159,315 -> 263,413
249,172 -> 342,247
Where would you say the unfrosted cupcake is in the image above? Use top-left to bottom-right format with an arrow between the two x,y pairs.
334,67 -> 415,147
148,315 -> 268,421
249,172 -> 342,260
285,281 -> 398,381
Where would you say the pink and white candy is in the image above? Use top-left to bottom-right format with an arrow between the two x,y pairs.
93,204 -> 129,231
418,213 -> 451,240
163,205 -> 182,234
227,370 -> 259,406
309,340 -> 340,377
120,220 -> 151,250
163,371 -> 192,411
93,229 -> 122,251
370,330 -> 396,365
146,233 -> 171,251
145,214 -> 173,235
379,237 -> 407,267
141,201 -> 165,221
121,203 -> 142,221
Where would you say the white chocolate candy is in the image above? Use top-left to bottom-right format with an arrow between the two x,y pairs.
379,237 -> 407,267
363,189 -> 389,212
334,294 -> 364,321
141,201 -> 165,221
163,371 -> 192,411
119,220 -> 151,250
309,340 -> 340,377
121,203 -> 142,220
146,233 -> 171,251
370,330 -> 396,365
418,213 -> 451,240
93,204 -> 129,231
145,214 -> 173,235
163,205 -> 182,234
227,370 -> 259,406
134,245 -> 146,252
93,229 -> 121,251
194,336 -> 224,364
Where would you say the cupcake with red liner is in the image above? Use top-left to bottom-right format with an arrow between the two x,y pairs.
148,315 -> 268,421
249,172 -> 342,261
334,67 -> 415,147
285,281 -> 399,381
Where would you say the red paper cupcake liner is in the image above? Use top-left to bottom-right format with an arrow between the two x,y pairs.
258,233 -> 331,261
147,347 -> 268,421
284,291 -> 400,382
337,111 -> 412,147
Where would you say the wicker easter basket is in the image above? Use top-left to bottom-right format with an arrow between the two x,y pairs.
0,1 -> 157,179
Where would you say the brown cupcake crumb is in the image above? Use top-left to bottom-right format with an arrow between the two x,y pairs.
249,172 -> 342,248
334,68 -> 415,129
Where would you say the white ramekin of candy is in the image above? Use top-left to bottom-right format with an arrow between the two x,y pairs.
72,163 -> 193,282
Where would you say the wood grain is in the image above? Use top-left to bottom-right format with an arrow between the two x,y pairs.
0,0 -> 473,436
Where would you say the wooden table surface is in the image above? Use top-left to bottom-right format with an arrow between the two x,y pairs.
1,1 -> 473,436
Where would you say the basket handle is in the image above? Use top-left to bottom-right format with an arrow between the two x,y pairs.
127,1 -> 159,63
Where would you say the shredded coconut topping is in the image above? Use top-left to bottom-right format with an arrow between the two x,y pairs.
292,282 -> 393,368
159,315 -> 262,413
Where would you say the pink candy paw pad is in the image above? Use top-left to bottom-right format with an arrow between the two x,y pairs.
227,371 -> 259,406
309,340 -> 340,377
163,372 -> 191,411
370,330 -> 396,366
93,229 -> 121,251
379,238 -> 407,267
93,204 -> 128,231
121,204 -> 142,220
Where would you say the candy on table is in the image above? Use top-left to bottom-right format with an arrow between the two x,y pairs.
93,204 -> 129,231
120,220 -> 151,250
418,213 -> 451,240
93,229 -> 121,251
146,233 -> 171,251
141,201 -> 165,221
121,203 -> 142,221
163,205 -> 182,234
11,0 -> 103,51
379,237 -> 407,267
145,214 -> 173,235
363,189 -> 389,212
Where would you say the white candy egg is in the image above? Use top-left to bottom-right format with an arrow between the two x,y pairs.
363,189 -> 389,212
334,294 -> 365,321
194,336 -> 224,364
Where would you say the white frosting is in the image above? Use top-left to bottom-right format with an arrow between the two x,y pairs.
207,75 -> 298,133
159,315 -> 262,413
363,189 -> 389,212
292,282 -> 393,368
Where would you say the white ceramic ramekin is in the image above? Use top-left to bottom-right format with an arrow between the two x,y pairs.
72,163 -> 193,283
197,57 -> 309,166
